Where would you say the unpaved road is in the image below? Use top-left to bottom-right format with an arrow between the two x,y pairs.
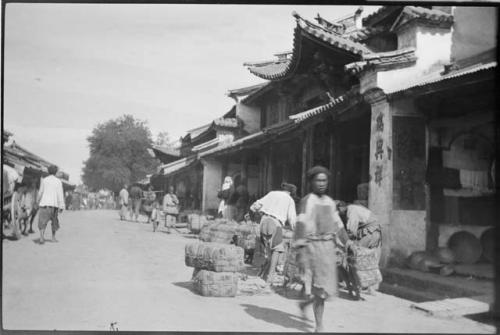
2,210 -> 496,332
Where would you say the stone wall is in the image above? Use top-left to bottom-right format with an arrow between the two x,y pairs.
236,102 -> 260,134
389,210 -> 427,265
451,7 -> 498,62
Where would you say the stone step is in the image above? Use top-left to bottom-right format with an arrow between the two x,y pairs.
411,298 -> 491,317
379,282 -> 446,303
381,267 -> 486,300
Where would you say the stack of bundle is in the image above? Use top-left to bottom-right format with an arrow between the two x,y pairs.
347,245 -> 382,289
235,223 -> 260,251
198,219 -> 239,244
187,214 -> 209,234
185,241 -> 244,297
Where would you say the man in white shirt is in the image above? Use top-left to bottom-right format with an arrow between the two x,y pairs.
248,183 -> 297,284
37,165 -> 65,244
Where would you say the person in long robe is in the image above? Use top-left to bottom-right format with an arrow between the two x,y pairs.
294,166 -> 349,333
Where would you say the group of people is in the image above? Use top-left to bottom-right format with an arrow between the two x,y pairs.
118,184 -> 180,233
242,165 -> 382,333
6,165 -> 66,244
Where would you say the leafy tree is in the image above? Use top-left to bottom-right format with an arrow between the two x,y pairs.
82,115 -> 159,192
155,131 -> 172,147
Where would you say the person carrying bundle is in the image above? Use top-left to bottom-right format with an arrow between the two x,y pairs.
247,182 -> 297,285
337,201 -> 382,294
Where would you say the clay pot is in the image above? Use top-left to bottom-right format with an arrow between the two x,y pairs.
448,231 -> 482,264
480,228 -> 494,263
408,251 -> 426,270
435,247 -> 455,264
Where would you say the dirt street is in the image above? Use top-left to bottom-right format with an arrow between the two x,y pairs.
2,210 -> 496,332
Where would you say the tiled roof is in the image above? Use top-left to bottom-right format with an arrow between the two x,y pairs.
297,14 -> 372,55
290,89 -> 361,123
344,26 -> 385,42
246,12 -> 370,81
199,131 -> 265,158
152,145 -> 180,157
345,48 -> 417,74
213,117 -> 240,129
390,6 -> 453,31
386,61 -> 497,95
362,6 -> 403,26
160,156 -> 197,176
226,82 -> 269,100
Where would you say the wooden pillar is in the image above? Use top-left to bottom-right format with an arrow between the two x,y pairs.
334,128 -> 342,198
241,153 -> 248,186
267,145 -> 274,192
328,131 -> 335,198
301,131 -> 308,197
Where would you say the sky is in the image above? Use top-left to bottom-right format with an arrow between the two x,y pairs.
4,3 -> 380,185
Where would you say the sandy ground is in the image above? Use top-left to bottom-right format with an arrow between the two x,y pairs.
2,210 -> 496,333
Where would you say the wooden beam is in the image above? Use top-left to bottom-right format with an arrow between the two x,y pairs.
301,131 -> 308,197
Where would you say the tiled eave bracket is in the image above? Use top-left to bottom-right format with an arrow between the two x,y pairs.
244,12 -> 370,81
345,48 -> 417,75
390,6 -> 454,32
290,89 -> 363,125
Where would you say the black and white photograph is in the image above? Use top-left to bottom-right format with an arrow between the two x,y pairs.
2,2 -> 498,332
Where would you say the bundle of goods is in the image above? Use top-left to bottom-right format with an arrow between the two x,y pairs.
185,241 -> 244,297
187,214 -> 209,234
283,245 -> 302,286
347,245 -> 383,289
235,223 -> 260,251
192,269 -> 239,297
185,242 -> 244,272
198,219 -> 239,244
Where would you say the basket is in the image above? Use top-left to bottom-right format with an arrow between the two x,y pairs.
193,269 -> 238,297
348,245 -> 382,289
185,242 -> 244,272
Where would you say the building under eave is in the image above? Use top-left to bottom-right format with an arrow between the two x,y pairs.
196,5 -> 498,270
3,136 -> 75,191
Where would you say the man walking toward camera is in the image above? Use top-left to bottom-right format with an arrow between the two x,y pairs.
37,165 -> 65,244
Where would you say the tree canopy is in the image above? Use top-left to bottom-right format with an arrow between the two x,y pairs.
82,115 -> 159,192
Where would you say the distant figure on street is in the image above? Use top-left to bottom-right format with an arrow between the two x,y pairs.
37,165 -> 65,244
295,166 -> 348,332
337,201 -> 382,293
142,185 -> 157,224
129,184 -> 143,222
118,184 -> 129,221
248,182 -> 297,284
10,182 -> 28,240
217,176 -> 236,220
235,178 -> 250,222
65,191 -> 73,210
162,185 -> 179,233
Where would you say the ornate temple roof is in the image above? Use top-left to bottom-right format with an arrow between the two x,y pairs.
244,12 -> 371,81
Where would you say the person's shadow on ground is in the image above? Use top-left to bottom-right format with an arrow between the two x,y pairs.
240,303 -> 313,332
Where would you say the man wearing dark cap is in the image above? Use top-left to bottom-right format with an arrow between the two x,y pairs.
248,182 -> 297,284
294,165 -> 349,332
36,165 -> 65,244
